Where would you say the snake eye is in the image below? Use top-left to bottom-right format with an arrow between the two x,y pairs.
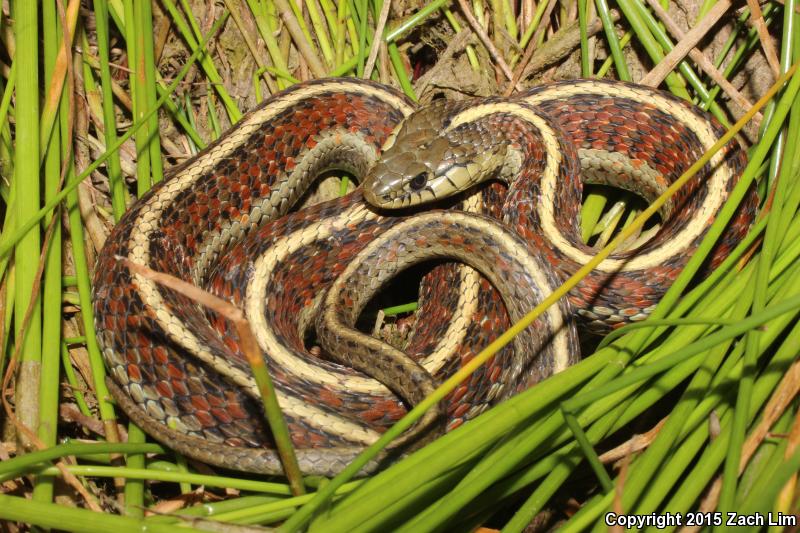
409,172 -> 428,191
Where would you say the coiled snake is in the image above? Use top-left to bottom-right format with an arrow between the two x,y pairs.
92,78 -> 752,476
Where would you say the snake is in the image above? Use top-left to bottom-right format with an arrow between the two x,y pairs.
92,77 -> 752,476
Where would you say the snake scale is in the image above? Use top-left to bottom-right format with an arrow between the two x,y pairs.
92,78 -> 754,476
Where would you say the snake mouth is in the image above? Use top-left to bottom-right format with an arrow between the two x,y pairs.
362,182 -> 396,208
362,167 -> 413,209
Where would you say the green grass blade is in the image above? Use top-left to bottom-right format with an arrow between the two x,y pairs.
11,0 -> 43,446
92,0 -> 126,221
0,14 -> 230,262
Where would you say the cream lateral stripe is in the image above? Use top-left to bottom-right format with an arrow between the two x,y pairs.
524,81 -> 732,271
332,211 -> 573,371
419,191 -> 483,372
380,122 -> 403,151
443,103 -> 563,206
440,104 -> 569,370
126,81 -> 410,445
246,198 -> 479,394
246,203 -> 399,396
415,265 -> 480,372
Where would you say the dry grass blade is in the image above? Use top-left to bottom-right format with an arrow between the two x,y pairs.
503,0 -> 558,97
273,0 -> 327,77
38,0 -> 79,158
744,0 -> 782,78
640,0 -> 731,87
599,418 -> 667,464
643,0 -> 762,123
457,0 -> 522,92
688,357 -> 800,529
363,0 -> 391,79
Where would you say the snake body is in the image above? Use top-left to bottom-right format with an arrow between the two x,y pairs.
93,78 -> 752,476
364,81 -> 753,330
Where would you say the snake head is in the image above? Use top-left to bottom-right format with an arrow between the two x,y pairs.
363,101 -> 509,209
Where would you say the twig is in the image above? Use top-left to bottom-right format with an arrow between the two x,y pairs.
60,403 -> 128,440
599,419 -> 667,464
